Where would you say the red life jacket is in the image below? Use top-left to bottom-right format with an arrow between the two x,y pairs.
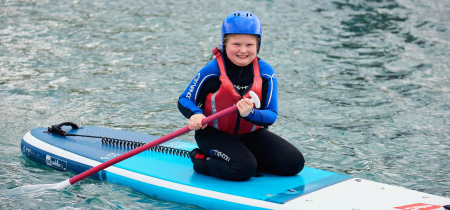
204,47 -> 262,134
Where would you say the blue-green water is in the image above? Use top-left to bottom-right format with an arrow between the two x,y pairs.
1,0 -> 450,209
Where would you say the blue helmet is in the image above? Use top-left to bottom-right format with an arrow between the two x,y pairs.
221,11 -> 262,53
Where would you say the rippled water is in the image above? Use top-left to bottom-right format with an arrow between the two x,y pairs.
1,0 -> 450,209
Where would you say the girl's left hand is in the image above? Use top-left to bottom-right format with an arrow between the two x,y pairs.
237,98 -> 254,117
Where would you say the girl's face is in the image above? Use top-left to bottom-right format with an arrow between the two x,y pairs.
225,34 -> 258,67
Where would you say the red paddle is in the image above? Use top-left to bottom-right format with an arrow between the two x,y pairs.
16,91 -> 261,191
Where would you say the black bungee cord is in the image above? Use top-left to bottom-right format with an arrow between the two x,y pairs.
46,122 -> 190,158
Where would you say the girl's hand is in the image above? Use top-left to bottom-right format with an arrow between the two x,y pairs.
237,98 -> 254,117
189,114 -> 207,131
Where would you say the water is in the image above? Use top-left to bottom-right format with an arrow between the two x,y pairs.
1,0 -> 449,208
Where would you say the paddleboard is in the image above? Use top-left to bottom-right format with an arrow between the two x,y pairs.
20,125 -> 450,210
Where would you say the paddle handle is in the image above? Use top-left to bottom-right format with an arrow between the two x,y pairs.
68,105 -> 238,185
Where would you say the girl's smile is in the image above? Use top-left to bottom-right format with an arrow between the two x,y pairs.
225,34 -> 258,67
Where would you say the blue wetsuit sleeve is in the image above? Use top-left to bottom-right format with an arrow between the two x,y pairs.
243,60 -> 278,126
178,97 -> 202,119
178,61 -> 219,119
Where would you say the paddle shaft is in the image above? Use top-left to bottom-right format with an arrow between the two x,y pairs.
68,105 -> 238,185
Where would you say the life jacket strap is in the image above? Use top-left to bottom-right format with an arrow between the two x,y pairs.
212,47 -> 227,76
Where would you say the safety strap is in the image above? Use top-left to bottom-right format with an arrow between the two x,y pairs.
46,122 -> 102,138
47,122 -> 80,136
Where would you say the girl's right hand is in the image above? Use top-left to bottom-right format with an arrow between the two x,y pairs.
189,114 -> 207,131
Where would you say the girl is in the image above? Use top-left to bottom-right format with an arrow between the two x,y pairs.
178,11 -> 304,181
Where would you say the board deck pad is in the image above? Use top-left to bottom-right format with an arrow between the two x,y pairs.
23,126 -> 351,203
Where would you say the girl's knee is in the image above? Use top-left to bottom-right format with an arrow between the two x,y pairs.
277,150 -> 305,176
226,154 -> 257,181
